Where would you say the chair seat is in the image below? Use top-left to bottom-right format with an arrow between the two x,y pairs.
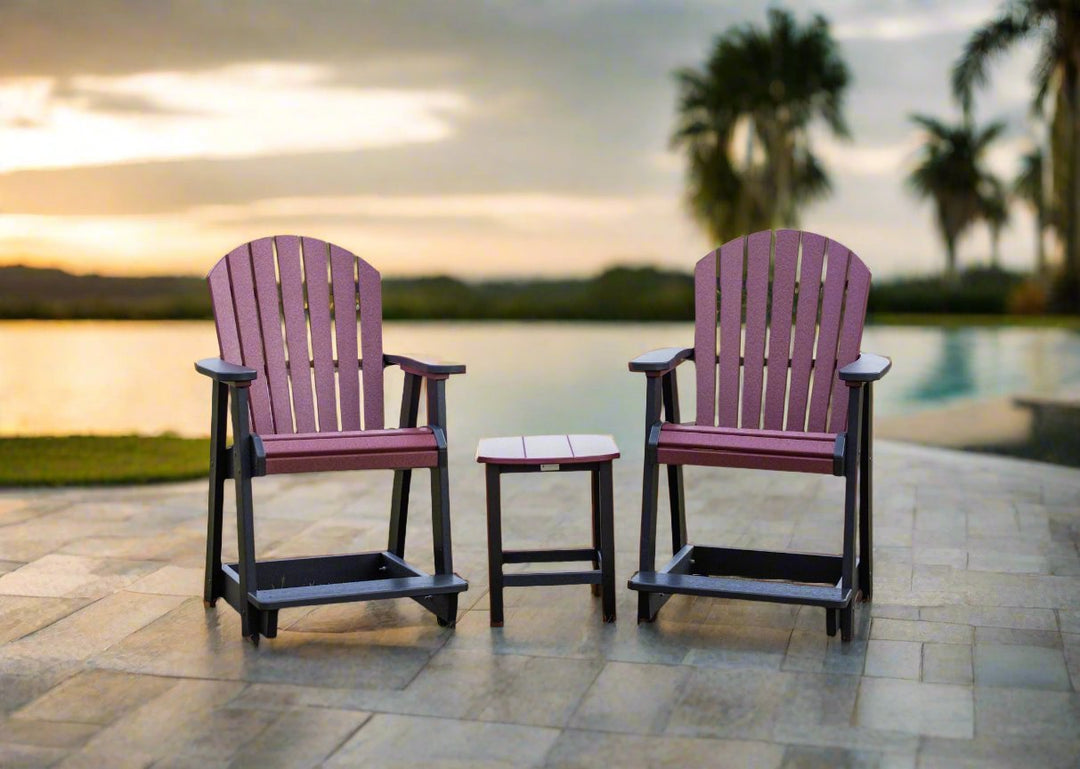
261,427 -> 439,474
656,423 -> 839,474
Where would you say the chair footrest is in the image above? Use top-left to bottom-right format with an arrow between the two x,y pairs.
221,550 -> 468,610
628,544 -> 853,608
503,570 -> 602,588
502,547 -> 597,564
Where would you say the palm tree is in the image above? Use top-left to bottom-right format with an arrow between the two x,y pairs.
953,0 -> 1080,303
1014,147 -> 1050,276
671,8 -> 850,242
907,114 -> 1007,281
980,179 -> 1011,268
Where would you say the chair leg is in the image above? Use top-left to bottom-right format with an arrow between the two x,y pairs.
637,453 -> 660,623
203,461 -> 226,608
203,381 -> 228,608
388,469 -> 412,558
839,386 -> 862,643
859,384 -> 874,601
438,594 -> 458,628
590,470 -> 601,597
389,372 -> 422,559
840,605 -> 854,642
234,460 -> 261,644
230,389 -> 262,645
826,608 -> 838,637
485,465 -> 505,628
667,465 -> 687,553
430,454 -> 455,628
599,461 -> 617,623
661,370 -> 687,554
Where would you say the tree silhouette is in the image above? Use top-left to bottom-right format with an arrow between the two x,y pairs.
953,0 -> 1080,304
1013,146 -> 1050,276
671,8 -> 850,242
907,114 -> 1006,280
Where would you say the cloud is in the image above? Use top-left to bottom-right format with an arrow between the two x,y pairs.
0,1 -> 1047,278
815,136 -> 918,177
832,4 -> 992,41
0,63 -> 467,173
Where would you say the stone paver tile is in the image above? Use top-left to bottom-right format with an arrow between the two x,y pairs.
570,661 -> 688,735
682,625 -> 791,670
870,618 -> 971,645
1063,633 -> 1080,690
854,679 -> 973,739
314,648 -> 601,727
0,664 -> 77,716
783,630 -> 868,676
0,555 -> 159,599
412,650 -> 601,727
323,713 -> 560,768
871,606 -> 920,621
967,551 -> 1047,575
0,596 -> 87,645
444,605 -> 615,660
703,599 -> 801,630
919,606 -> 1057,631
226,707 -> 368,769
0,719 -> 98,749
771,671 -> 861,732
281,599 -> 450,649
864,640 -> 921,680
544,730 -> 784,769
126,566 -> 203,597
919,736 -> 1080,769
779,745 -> 914,768
922,644 -> 973,686
599,618 -> 695,666
15,670 -> 177,725
1058,611 -> 1080,635
151,757 -> 231,769
0,592 -> 186,665
974,626 -> 1061,647
974,688 -> 1080,739
71,679 -> 246,766
665,668 -> 787,741
94,598 -> 433,689
912,548 -> 966,569
0,742 -> 68,769
973,644 -> 1071,691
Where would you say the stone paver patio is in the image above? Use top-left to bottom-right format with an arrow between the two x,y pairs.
0,441 -> 1078,768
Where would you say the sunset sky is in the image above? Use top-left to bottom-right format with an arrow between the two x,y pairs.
0,0 -> 1043,278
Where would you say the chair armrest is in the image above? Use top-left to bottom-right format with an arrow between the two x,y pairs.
629,347 -> 694,374
838,353 -> 891,383
195,358 -> 258,383
384,353 -> 466,378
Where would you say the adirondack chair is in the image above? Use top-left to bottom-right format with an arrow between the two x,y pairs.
195,236 -> 467,644
628,230 -> 890,641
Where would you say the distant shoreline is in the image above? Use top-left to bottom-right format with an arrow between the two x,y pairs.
1,263 -> 1070,323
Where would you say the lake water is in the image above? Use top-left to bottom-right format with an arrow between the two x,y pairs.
2,321 -> 1078,456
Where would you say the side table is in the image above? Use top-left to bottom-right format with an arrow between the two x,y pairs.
476,434 -> 619,625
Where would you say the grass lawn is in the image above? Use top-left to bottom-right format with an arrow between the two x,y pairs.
0,435 -> 208,487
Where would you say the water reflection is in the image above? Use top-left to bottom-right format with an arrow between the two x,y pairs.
0,322 -> 1078,450
907,328 -> 976,403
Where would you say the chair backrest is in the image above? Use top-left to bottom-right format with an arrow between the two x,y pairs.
694,229 -> 870,434
207,235 -> 384,435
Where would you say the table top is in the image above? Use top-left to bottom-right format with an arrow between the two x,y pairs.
476,434 -> 620,465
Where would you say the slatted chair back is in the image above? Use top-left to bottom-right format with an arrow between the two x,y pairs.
206,235 -> 384,436
694,229 -> 870,434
